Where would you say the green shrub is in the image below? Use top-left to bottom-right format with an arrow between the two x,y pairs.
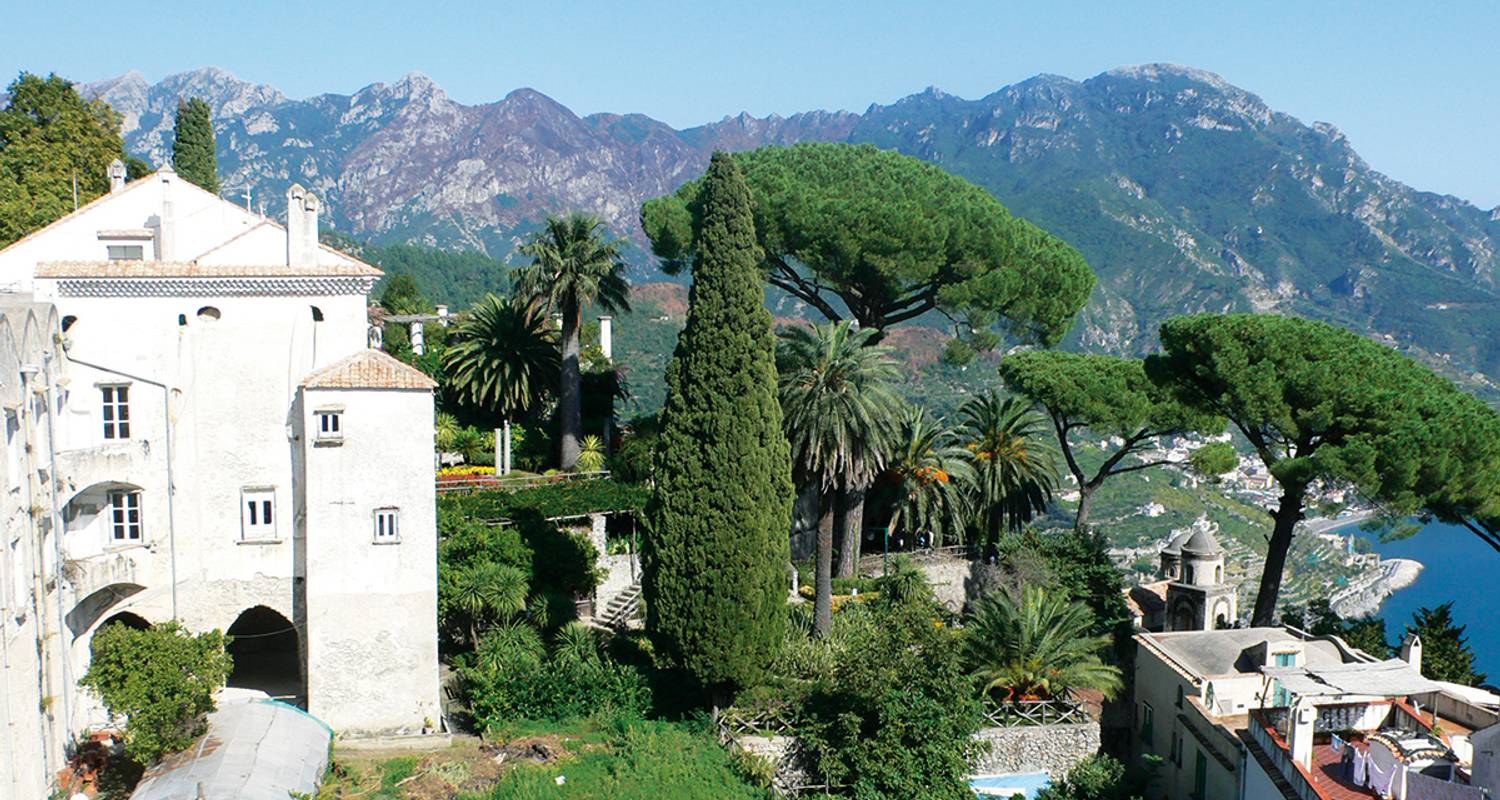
482,719 -> 770,799
1036,753 -> 1156,800
80,621 -> 232,764
460,622 -> 652,728
444,479 -> 649,520
797,602 -> 981,799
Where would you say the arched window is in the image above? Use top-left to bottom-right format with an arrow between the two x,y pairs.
310,306 -> 324,322
1215,565 -> 1223,583
197,306 -> 221,322
62,315 -> 78,332
178,313 -> 187,326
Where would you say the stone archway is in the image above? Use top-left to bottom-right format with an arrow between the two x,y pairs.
90,611 -> 152,657
225,605 -> 304,704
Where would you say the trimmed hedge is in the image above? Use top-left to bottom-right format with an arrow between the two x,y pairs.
444,478 -> 649,521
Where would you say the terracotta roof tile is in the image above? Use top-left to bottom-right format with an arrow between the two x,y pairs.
36,260 -> 381,278
302,349 -> 437,390
1125,580 -> 1170,616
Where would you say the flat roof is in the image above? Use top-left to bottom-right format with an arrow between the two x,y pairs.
1144,627 -> 1348,678
1263,659 -> 1442,699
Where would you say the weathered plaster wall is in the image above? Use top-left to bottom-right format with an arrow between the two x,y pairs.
302,386 -> 440,735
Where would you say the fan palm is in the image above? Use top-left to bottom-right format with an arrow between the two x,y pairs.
513,214 -> 631,469
777,321 -> 903,636
957,391 -> 1059,550
964,585 -> 1123,701
443,294 -> 559,420
450,561 -> 529,645
884,405 -> 975,549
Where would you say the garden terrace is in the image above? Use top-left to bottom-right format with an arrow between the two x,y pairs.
441,477 -> 648,522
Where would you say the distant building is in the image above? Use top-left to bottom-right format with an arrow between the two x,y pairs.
1132,522 -> 1238,633
0,164 -> 440,798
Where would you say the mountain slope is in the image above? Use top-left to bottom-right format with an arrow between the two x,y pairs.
81,65 -> 1500,376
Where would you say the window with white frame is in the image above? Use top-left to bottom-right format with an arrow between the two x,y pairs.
373,507 -> 399,543
108,490 -> 142,543
315,409 -> 343,442
241,488 -> 277,541
101,385 -> 130,440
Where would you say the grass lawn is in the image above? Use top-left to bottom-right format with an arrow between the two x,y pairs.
319,717 -> 770,800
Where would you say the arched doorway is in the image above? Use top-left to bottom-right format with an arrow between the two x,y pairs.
226,606 -> 303,704
90,612 -> 152,657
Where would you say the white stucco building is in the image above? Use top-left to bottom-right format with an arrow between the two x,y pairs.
0,164 -> 440,798
1132,626 -> 1500,800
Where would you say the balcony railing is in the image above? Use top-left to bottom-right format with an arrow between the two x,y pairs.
980,697 -> 1090,728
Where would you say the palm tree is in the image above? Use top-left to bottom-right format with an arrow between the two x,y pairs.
443,295 -> 559,470
957,391 -> 1059,552
777,321 -> 903,636
513,214 -> 630,470
884,405 -> 975,549
964,585 -> 1123,701
450,562 -> 529,645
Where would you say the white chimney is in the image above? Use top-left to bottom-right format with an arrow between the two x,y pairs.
436,305 -> 449,326
1289,700 -> 1316,769
286,184 -> 306,265
107,159 -> 127,193
599,315 -> 613,361
285,183 -> 319,265
1402,633 -> 1423,676
157,166 -> 176,261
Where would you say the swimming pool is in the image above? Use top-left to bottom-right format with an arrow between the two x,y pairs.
969,771 -> 1052,798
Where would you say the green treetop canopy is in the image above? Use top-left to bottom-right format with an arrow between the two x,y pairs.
642,142 -> 1096,347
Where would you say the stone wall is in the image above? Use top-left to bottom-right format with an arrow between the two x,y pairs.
970,720 -> 1101,778
730,735 -> 814,797
730,719 -> 1101,795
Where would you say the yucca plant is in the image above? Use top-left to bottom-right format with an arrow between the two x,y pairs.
435,412 -> 461,451
449,562 -> 529,646
576,435 -> 607,472
963,585 -> 1122,701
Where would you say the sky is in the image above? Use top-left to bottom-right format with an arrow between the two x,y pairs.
5,1 -> 1499,207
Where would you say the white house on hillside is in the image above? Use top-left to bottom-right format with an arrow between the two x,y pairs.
0,163 -> 440,798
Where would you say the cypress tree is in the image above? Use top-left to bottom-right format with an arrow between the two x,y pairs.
643,152 -> 792,704
171,97 -> 219,193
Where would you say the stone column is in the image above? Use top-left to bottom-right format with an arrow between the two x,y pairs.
410,321 -> 425,355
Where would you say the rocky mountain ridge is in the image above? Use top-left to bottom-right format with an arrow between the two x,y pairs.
77,65 -> 1500,375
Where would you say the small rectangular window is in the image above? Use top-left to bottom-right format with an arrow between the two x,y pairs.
241,488 -> 277,541
106,244 -> 144,261
1141,702 -> 1154,749
108,490 -> 142,543
374,507 -> 399,543
101,385 -> 130,440
315,410 -> 342,442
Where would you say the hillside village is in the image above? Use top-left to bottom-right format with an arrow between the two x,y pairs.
2,56 -> 1500,800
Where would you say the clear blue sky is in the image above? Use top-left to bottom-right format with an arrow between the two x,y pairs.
6,1 -> 1498,206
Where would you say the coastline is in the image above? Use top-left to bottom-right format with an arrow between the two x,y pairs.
1331,557 -> 1424,619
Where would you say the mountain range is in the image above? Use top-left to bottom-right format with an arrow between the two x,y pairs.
77,65 -> 1500,379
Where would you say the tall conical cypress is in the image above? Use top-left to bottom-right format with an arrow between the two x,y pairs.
171,97 -> 219,193
642,152 -> 792,703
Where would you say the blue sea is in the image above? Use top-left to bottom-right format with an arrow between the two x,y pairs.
1353,520 -> 1498,683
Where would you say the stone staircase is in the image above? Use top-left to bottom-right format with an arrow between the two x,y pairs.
591,581 -> 642,632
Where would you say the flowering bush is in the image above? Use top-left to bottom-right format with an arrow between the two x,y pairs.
439,465 -> 496,478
